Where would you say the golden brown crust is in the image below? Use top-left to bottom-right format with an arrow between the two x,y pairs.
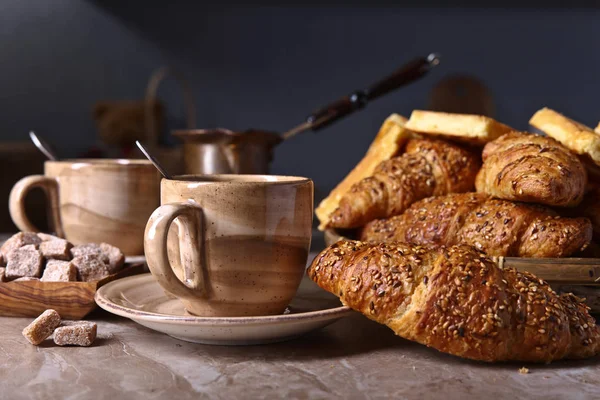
307,240 -> 600,362
530,107 -> 600,167
476,132 -> 587,207
315,114 -> 410,230
517,214 -> 593,258
327,139 -> 480,229
361,193 -> 592,258
559,293 -> 600,359
405,110 -> 514,145
574,186 -> 600,241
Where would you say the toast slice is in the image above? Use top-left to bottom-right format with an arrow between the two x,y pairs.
530,107 -> 600,166
405,110 -> 513,145
315,114 -> 410,230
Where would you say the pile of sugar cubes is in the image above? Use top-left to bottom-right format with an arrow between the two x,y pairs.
22,309 -> 97,347
0,232 -> 125,283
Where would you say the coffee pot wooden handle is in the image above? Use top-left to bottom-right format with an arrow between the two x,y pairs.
306,54 -> 440,132
9,175 -> 64,237
144,202 -> 207,299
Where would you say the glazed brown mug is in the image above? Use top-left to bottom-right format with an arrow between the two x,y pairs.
144,174 -> 313,317
9,159 -> 160,255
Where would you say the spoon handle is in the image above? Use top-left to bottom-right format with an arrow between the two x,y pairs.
29,131 -> 58,161
135,141 -> 172,180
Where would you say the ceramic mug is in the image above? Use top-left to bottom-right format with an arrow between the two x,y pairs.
9,159 -> 160,255
144,174 -> 313,317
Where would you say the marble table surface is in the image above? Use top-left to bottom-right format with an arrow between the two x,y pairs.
1,251 -> 599,399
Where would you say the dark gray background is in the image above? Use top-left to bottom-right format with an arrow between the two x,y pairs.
1,1 -> 599,200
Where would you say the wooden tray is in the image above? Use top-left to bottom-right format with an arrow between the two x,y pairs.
324,228 -> 600,313
0,263 -> 146,319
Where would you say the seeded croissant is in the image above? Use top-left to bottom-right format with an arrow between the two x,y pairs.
327,139 -> 480,229
573,185 -> 600,241
361,193 -> 592,258
475,131 -> 587,207
308,240 -> 600,362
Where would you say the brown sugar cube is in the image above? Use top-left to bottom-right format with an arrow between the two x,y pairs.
70,244 -> 109,264
53,321 -> 97,347
5,244 -> 43,280
22,309 -> 61,345
72,255 -> 110,282
39,239 -> 72,261
0,267 -> 6,282
37,233 -> 63,242
41,260 -> 77,282
0,232 -> 41,258
99,243 -> 125,274
70,243 -> 124,274
14,277 -> 40,282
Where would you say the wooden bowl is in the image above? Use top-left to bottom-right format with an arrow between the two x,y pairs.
0,264 -> 145,319
323,228 -> 600,313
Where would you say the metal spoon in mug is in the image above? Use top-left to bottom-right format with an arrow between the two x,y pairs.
135,140 -> 173,180
29,131 -> 59,161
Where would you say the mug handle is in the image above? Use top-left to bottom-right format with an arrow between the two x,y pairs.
9,175 -> 64,237
144,202 -> 207,299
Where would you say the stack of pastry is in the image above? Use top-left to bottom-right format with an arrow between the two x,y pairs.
318,108 -> 598,258
312,108 -> 600,362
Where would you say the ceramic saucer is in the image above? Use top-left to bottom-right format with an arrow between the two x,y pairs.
95,274 -> 353,345
124,255 -> 146,265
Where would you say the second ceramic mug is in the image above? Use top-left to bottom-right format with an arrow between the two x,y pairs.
144,174 -> 313,317
9,159 -> 160,255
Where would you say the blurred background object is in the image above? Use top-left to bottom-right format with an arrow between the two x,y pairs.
429,75 -> 495,117
0,1 -> 599,230
142,66 -> 195,175
90,99 -> 164,157
87,66 -> 193,175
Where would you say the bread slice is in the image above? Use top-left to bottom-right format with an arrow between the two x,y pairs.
405,110 -> 513,145
596,122 -> 600,133
315,114 -> 410,230
530,107 -> 600,166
